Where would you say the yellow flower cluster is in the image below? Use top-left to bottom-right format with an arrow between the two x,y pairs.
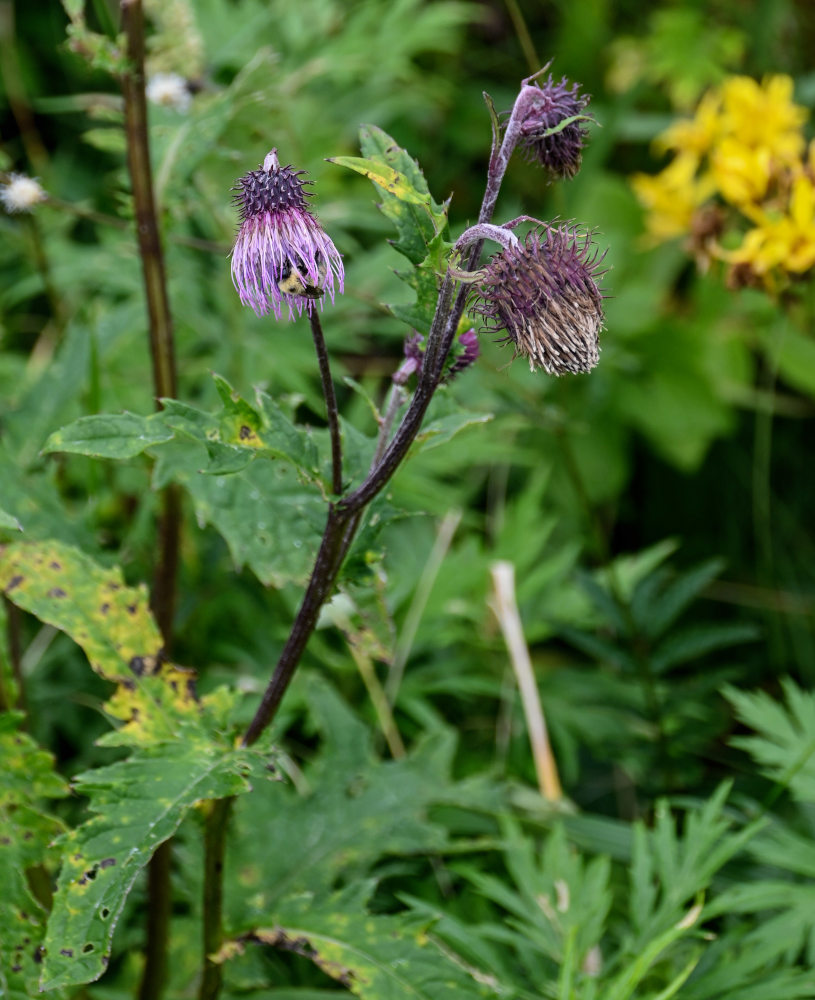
631,74 -> 815,289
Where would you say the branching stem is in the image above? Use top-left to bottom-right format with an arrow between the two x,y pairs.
242,96 -> 516,743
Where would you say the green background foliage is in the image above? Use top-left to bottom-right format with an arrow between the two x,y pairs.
2,0 -> 815,997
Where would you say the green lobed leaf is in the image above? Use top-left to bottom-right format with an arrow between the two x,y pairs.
44,375 -> 322,485
225,677 -> 453,926
153,441 -> 327,588
0,715 -> 68,1000
41,738 -> 257,991
228,885 -> 497,999
334,125 -> 449,268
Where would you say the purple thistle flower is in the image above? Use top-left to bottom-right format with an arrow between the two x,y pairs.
512,70 -> 592,180
472,224 -> 606,375
230,149 -> 343,320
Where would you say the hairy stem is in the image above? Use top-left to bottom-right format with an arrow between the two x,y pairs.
243,506 -> 358,745
121,0 -> 177,404
309,310 -> 343,495
121,3 -> 180,998
370,384 -> 406,471
199,797 -> 233,1000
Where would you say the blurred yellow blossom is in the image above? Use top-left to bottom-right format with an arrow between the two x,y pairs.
710,138 -> 772,206
632,71 -> 814,288
656,91 -> 722,158
726,176 -> 815,275
718,74 -> 806,166
631,154 -> 714,242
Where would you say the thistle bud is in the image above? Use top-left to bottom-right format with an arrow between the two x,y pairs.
511,69 -> 592,180
472,224 -> 606,375
230,150 -> 343,320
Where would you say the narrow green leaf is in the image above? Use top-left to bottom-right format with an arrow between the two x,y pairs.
327,156 -> 430,205
42,412 -> 174,459
0,508 -> 22,532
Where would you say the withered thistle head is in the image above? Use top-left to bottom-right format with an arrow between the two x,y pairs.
472,224 -> 606,375
230,150 -> 343,320
512,69 -> 592,180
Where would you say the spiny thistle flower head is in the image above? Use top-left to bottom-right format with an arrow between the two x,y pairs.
512,69 -> 592,180
230,149 -> 343,320
472,224 -> 606,375
0,173 -> 46,214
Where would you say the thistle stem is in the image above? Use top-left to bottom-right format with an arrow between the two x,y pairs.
309,310 -> 343,495
121,4 -> 180,999
199,798 -> 233,1000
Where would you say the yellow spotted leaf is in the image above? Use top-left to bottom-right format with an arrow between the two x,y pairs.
0,540 -> 198,735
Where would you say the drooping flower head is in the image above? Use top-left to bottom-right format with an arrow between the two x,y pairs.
0,173 -> 46,214
511,68 -> 592,180
472,224 -> 606,375
230,149 -> 343,320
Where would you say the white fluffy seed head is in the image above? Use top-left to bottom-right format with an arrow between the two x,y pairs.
146,72 -> 192,113
0,174 -> 46,214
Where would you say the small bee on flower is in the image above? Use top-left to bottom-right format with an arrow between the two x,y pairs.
230,150 -> 343,321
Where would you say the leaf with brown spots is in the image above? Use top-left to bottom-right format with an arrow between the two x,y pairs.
0,714 -> 68,1000
0,540 -> 199,737
223,885 -> 497,999
0,540 -> 161,685
40,735 -> 262,992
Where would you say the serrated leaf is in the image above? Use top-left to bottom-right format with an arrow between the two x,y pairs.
229,886 -> 497,999
153,442 -> 326,588
41,739 -> 256,991
44,376 -> 322,485
334,125 -> 448,268
726,678 -> 815,803
0,716 -> 68,1000
42,411 -> 174,459
225,677 -> 453,924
